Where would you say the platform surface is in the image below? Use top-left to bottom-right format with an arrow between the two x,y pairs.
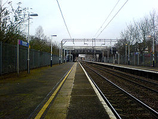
88,61 -> 158,73
44,62 -> 110,119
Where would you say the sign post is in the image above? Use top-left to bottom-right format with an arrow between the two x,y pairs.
17,39 -> 29,75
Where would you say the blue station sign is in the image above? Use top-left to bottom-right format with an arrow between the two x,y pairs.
18,40 -> 29,47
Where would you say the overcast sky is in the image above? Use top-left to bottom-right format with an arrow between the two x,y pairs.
5,0 -> 158,45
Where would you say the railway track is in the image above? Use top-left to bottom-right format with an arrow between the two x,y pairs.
90,63 -> 158,91
81,62 -> 158,118
84,62 -> 158,112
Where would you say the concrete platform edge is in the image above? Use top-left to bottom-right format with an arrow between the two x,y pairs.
44,62 -> 77,119
79,62 -> 116,119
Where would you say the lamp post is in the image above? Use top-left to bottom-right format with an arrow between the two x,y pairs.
148,35 -> 155,67
50,35 -> 57,67
27,13 -> 38,73
61,40 -> 67,64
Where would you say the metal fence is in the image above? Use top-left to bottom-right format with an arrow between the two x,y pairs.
0,42 -> 59,75
104,52 -> 158,67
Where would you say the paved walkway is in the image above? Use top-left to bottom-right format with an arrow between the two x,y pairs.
44,62 -> 110,119
44,63 -> 77,119
0,63 -> 74,119
0,62 -> 113,118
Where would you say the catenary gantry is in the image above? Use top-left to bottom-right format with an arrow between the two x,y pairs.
59,39 -> 122,63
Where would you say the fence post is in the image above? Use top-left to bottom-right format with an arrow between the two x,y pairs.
38,51 -> 40,67
138,53 -> 139,65
128,44 -> 130,65
0,41 -> 2,75
17,40 -> 19,75
33,49 -> 34,68
125,44 -> 127,64
118,53 -> 120,64
143,53 -> 144,66
134,53 -> 135,65
156,52 -> 158,67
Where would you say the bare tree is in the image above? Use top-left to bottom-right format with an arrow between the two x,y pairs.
149,10 -> 157,37
35,26 -> 44,40
117,10 -> 158,55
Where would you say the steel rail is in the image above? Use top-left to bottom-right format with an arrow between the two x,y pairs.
83,63 -> 158,118
85,69 -> 122,119
92,64 -> 158,94
95,63 -> 158,86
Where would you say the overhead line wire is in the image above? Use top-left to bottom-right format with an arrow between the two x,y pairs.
96,0 -> 129,38
94,0 -> 120,37
56,0 -> 72,38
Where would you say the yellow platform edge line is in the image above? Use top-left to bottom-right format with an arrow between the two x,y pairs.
34,63 -> 75,119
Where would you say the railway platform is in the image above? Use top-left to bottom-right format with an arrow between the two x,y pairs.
1,61 -> 158,118
33,61 -> 158,118
35,62 -> 114,119
87,61 -> 158,72
86,61 -> 158,79
0,62 -> 115,119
